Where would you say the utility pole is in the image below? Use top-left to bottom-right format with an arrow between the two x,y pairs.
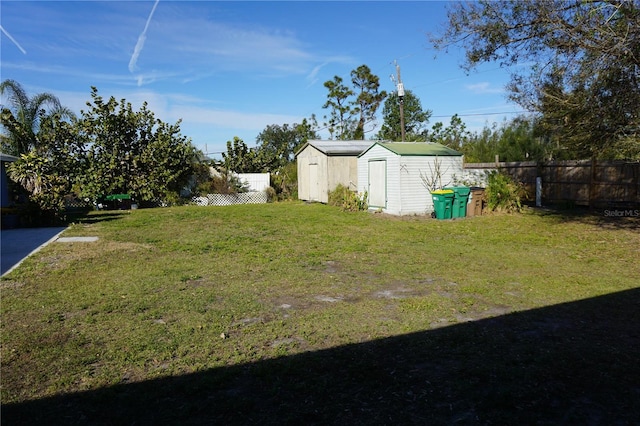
395,61 -> 406,142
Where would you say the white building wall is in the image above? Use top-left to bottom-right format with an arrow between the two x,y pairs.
236,173 -> 270,192
457,167 -> 492,187
357,155 -> 369,196
359,149 -> 464,216
358,145 -> 402,214
385,155 -> 402,215
398,157 -> 432,215
398,156 -> 464,215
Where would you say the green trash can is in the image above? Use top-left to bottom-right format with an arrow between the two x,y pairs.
431,189 -> 454,220
445,186 -> 471,218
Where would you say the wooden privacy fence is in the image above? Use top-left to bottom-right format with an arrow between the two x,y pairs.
464,159 -> 640,208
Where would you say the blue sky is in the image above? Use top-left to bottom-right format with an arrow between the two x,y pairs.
1,1 -> 524,158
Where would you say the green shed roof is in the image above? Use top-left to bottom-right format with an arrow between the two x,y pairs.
375,142 -> 463,156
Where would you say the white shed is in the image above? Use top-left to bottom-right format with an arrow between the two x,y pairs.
357,142 -> 464,215
296,140 -> 375,203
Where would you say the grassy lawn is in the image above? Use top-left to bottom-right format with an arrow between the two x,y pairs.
2,202 -> 639,424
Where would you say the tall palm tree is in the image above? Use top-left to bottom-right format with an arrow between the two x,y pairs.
0,79 -> 74,156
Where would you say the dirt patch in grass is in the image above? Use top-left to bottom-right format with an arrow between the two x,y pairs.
270,296 -> 309,312
0,279 -> 25,290
35,240 -> 154,272
182,277 -> 208,287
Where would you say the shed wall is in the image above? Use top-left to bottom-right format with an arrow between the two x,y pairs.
358,145 -> 402,214
357,156 -> 368,199
297,145 -> 328,202
327,156 -> 358,193
359,147 -> 464,215
385,155 -> 402,214
399,156 -> 431,215
297,145 -> 361,204
399,156 -> 463,215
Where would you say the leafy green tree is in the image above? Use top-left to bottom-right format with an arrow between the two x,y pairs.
255,118 -> 318,169
7,152 -> 67,224
7,113 -> 86,224
350,65 -> 387,140
460,123 -> 501,163
322,76 -> 356,140
431,0 -> 640,159
428,114 -> 471,150
294,117 -> 320,146
221,136 -> 263,173
135,119 -> 198,202
322,66 -> 388,140
495,117 -> 548,162
534,69 -> 640,159
428,122 -> 444,143
455,116 -> 558,163
254,118 -> 318,199
1,79 -> 74,155
77,87 -> 197,204
219,120 -> 317,199
377,90 -> 431,141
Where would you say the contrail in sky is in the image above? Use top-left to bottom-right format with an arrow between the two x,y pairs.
128,0 -> 160,74
1,25 -> 27,55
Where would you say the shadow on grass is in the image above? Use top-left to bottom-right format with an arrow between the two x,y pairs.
66,211 -> 129,225
4,288 -> 640,425
531,205 -> 640,230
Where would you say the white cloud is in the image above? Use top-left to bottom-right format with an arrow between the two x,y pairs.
3,2 -> 356,89
133,10 -> 355,82
128,0 -> 162,89
51,86 -> 301,136
129,33 -> 147,73
465,82 -> 504,95
0,25 -> 27,55
173,106 -> 301,129
306,62 -> 328,86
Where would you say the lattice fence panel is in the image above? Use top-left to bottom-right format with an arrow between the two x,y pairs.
192,192 -> 268,206
65,200 -> 93,209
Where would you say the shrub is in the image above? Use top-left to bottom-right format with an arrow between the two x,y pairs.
6,153 -> 70,225
328,184 -> 368,212
197,172 -> 249,195
485,171 -> 527,213
265,186 -> 277,202
271,162 -> 298,201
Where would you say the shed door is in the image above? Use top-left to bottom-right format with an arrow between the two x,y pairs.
309,163 -> 319,201
368,160 -> 386,208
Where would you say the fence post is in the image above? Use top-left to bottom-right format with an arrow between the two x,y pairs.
588,157 -> 596,209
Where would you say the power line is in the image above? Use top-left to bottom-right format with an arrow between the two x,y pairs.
431,111 -> 530,118
299,51 -> 525,139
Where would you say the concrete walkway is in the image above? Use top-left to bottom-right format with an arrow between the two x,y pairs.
1,227 -> 67,276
